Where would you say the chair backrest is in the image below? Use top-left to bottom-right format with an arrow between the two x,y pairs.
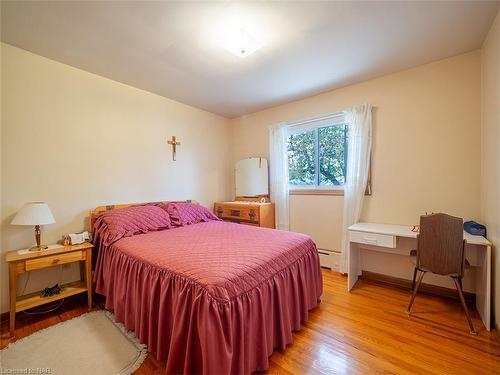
417,213 -> 465,276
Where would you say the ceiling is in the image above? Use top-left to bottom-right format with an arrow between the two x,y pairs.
2,1 -> 499,118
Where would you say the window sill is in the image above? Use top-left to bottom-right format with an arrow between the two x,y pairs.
289,185 -> 371,196
289,188 -> 344,196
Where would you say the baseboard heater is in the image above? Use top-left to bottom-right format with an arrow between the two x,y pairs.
317,248 -> 340,271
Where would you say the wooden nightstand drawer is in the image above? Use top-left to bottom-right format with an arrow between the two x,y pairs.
25,250 -> 85,271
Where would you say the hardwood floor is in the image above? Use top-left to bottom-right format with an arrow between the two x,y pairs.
1,269 -> 499,374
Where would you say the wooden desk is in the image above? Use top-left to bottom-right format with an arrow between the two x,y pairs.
347,222 -> 492,330
5,242 -> 93,337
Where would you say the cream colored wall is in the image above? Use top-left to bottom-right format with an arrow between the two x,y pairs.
231,51 -> 482,291
0,40 -> 488,314
0,43 -> 232,313
480,10 -> 500,329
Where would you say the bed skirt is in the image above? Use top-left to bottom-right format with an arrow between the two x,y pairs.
95,245 -> 323,374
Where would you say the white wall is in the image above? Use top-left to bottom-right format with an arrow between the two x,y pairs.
231,51 -> 482,291
480,10 -> 500,330
0,43 -> 232,313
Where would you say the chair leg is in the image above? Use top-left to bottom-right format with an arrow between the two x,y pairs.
452,277 -> 477,335
411,267 -> 418,291
406,270 -> 425,315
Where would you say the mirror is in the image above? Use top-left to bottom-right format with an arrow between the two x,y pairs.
235,158 -> 269,197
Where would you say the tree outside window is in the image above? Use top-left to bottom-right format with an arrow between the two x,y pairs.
287,124 -> 347,188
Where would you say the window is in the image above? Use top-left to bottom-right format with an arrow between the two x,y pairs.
287,114 -> 349,194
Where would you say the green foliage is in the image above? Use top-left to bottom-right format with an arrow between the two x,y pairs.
319,125 -> 347,185
287,130 -> 315,185
287,124 -> 347,186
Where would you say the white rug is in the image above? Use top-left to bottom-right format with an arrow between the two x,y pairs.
0,311 -> 147,375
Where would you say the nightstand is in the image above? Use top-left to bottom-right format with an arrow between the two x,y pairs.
5,241 -> 93,337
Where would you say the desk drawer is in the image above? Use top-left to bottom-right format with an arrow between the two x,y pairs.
349,231 -> 396,248
25,251 -> 85,271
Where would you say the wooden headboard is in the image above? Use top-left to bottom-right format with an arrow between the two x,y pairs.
89,200 -> 194,233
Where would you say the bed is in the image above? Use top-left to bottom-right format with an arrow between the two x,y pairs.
91,201 -> 323,375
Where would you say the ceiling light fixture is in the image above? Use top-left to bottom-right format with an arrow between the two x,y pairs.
221,27 -> 262,58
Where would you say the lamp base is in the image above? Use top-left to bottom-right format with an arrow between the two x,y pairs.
30,225 -> 47,251
29,245 -> 48,252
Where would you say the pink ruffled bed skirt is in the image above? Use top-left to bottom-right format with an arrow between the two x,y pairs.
95,245 -> 322,374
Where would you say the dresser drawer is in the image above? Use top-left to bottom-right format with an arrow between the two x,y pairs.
214,202 -> 275,228
215,204 -> 259,223
349,231 -> 396,248
25,251 -> 85,271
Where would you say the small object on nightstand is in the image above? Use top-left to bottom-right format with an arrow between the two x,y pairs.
68,231 -> 90,245
11,202 -> 56,251
62,235 -> 71,246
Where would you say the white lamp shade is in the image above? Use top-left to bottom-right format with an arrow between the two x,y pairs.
11,202 -> 56,226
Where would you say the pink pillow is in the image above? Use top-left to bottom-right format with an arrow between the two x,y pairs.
93,205 -> 172,246
164,202 -> 220,226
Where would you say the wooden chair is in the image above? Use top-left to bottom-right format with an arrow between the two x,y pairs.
406,213 -> 477,335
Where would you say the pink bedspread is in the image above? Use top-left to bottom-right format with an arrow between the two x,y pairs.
94,221 -> 322,374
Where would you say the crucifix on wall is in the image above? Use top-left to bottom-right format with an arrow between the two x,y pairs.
167,136 -> 181,161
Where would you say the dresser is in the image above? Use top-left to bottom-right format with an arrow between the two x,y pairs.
214,201 -> 275,228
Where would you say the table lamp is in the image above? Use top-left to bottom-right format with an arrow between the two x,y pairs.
11,202 -> 55,251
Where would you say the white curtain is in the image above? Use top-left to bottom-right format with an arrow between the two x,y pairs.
340,104 -> 372,273
269,123 -> 290,231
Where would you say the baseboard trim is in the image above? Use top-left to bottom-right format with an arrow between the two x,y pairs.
360,271 -> 475,304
